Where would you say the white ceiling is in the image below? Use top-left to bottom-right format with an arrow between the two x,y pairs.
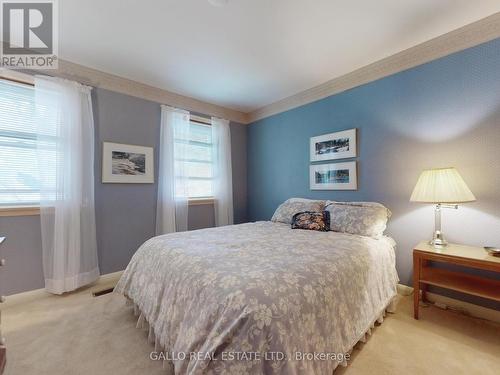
60,0 -> 500,113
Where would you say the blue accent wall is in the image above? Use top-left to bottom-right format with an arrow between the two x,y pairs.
247,38 -> 500,307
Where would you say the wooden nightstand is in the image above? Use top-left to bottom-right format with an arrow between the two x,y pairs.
413,241 -> 500,319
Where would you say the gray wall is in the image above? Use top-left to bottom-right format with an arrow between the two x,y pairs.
0,88 -> 247,295
247,39 -> 500,309
92,89 -> 161,276
0,216 -> 44,294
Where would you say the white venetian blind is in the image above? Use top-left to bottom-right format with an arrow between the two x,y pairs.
174,121 -> 214,198
0,79 -> 40,205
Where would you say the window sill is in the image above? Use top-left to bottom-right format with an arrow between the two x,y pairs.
0,199 -> 214,217
188,198 -> 214,206
0,206 -> 40,217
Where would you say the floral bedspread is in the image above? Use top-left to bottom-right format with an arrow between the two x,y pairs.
115,222 -> 399,374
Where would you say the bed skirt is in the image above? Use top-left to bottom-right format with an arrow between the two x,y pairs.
125,295 -> 398,374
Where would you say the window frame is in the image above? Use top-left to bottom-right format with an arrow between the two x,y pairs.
0,205 -> 40,216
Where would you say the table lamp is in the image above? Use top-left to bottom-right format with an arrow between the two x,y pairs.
410,167 -> 476,247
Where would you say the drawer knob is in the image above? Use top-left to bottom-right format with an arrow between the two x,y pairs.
0,296 -> 5,303
0,258 -> 5,266
0,337 -> 5,346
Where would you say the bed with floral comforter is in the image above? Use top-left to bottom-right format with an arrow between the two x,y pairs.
115,221 -> 399,374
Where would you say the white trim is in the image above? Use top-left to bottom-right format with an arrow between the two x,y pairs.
248,12 -> 500,123
188,198 -> 215,206
0,66 -> 248,124
2,271 -> 123,309
48,60 -> 249,123
44,267 -> 100,295
3,277 -> 498,324
396,283 -> 414,296
396,283 -> 500,323
0,206 -> 40,217
95,270 -> 123,285
424,291 -> 500,324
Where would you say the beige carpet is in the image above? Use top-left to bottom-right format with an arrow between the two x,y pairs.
2,287 -> 499,375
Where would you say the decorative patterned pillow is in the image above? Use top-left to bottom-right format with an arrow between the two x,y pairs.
271,198 -> 325,224
324,202 -> 391,239
291,211 -> 330,232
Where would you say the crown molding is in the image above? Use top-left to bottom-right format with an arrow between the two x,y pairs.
1,61 -> 249,124
2,13 -> 499,125
50,60 -> 250,124
247,12 -> 500,123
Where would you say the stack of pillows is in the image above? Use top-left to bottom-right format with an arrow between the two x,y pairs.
271,198 -> 391,239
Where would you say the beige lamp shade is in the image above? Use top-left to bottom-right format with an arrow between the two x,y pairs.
410,167 -> 476,203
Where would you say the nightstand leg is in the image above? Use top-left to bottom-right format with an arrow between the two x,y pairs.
413,253 -> 420,319
420,259 -> 428,303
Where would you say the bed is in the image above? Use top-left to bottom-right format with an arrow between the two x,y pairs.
115,221 -> 399,374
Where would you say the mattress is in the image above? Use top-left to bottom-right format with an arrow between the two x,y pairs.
115,221 -> 399,374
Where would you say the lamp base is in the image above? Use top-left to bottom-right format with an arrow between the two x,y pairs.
430,230 -> 448,247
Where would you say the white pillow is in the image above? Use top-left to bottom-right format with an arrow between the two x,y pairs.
324,201 -> 391,238
271,198 -> 325,224
327,200 -> 388,209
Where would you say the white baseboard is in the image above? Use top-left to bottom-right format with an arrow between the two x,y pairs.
424,291 -> 500,324
397,283 -> 500,324
5,278 -> 498,323
3,270 -> 123,309
396,283 -> 414,296
95,270 -> 123,286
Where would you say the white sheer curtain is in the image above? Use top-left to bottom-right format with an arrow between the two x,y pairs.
34,76 -> 99,295
211,117 -> 233,226
156,105 -> 190,235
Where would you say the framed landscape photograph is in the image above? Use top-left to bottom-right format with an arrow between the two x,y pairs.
310,161 -> 357,190
102,142 -> 154,183
310,128 -> 357,162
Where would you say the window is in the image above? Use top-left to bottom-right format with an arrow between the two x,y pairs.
0,79 -> 40,206
174,120 -> 214,199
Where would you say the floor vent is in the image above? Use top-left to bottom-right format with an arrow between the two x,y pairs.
92,287 -> 114,297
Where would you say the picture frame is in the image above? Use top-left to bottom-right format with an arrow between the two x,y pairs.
102,142 -> 154,183
310,161 -> 357,190
310,128 -> 357,162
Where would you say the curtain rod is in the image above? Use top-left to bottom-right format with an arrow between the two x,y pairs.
190,115 -> 211,125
